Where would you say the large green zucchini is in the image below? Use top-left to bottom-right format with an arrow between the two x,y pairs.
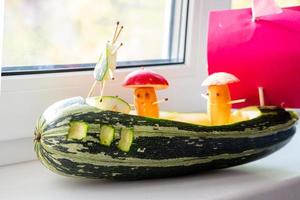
34,97 -> 298,180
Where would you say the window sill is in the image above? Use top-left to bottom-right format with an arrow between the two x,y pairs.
1,123 -> 300,200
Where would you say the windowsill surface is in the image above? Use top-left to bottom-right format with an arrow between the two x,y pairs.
1,124 -> 299,200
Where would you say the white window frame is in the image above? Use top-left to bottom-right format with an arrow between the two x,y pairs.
0,0 -> 3,89
0,0 -> 231,165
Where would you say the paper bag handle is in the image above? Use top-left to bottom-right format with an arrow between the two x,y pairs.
252,0 -> 282,21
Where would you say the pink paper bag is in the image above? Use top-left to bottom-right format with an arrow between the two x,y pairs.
207,5 -> 300,108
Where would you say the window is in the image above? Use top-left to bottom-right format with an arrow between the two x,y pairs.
232,0 -> 300,9
2,0 -> 188,75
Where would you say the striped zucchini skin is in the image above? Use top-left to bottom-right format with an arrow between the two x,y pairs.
34,97 -> 298,180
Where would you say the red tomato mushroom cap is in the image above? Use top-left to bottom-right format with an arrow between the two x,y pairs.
123,69 -> 169,90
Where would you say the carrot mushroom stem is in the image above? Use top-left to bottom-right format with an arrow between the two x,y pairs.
134,87 -> 159,118
207,85 -> 232,125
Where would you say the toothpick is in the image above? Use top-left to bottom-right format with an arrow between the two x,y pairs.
258,87 -> 265,106
112,21 -> 120,43
201,94 -> 208,100
129,104 -> 135,108
99,81 -> 106,100
113,26 -> 123,44
228,99 -> 246,105
153,98 -> 168,105
112,43 -> 123,55
87,80 -> 97,98
108,68 -> 115,80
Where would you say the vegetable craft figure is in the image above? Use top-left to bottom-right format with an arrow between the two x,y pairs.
202,72 -> 246,125
87,22 -> 124,98
123,68 -> 169,118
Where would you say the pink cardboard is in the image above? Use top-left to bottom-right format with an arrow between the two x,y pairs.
207,6 -> 300,108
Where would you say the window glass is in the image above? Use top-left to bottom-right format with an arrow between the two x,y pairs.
2,0 -> 188,74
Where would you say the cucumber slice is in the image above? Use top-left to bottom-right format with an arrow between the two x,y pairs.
99,125 -> 115,146
86,96 -> 130,114
68,121 -> 88,140
117,128 -> 134,152
93,47 -> 109,81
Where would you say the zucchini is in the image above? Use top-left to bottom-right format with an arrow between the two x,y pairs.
99,125 -> 115,146
34,97 -> 298,180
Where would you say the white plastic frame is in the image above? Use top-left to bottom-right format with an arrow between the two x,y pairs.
0,0 -> 3,90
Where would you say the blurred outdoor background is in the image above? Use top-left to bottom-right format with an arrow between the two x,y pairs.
3,0 -> 300,68
3,0 -> 172,67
